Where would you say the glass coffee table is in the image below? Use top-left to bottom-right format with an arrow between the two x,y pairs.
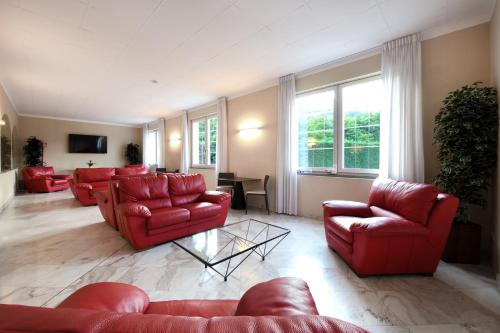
173,219 -> 290,281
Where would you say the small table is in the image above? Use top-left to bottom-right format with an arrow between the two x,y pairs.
173,219 -> 290,281
218,177 -> 260,209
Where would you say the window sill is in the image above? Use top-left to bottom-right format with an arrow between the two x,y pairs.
297,170 -> 377,180
190,165 -> 216,170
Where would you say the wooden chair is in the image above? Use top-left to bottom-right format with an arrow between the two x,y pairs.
245,175 -> 270,215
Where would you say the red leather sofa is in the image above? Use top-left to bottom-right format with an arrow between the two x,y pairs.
117,174 -> 231,249
0,278 -> 367,333
22,167 -> 71,193
95,173 -> 154,230
323,178 -> 459,276
70,167 -> 148,206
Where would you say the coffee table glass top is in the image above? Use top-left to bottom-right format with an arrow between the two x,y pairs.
173,219 -> 290,280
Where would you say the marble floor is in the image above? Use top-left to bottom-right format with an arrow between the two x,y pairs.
1,190 -> 500,332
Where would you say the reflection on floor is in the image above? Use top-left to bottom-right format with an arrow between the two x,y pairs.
0,190 -> 500,332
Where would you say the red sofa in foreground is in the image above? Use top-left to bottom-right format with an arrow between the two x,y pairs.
70,167 -> 148,206
0,278 -> 367,333
323,178 -> 459,277
116,174 -> 231,249
22,167 -> 71,193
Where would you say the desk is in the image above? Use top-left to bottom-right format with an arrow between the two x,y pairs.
218,177 -> 260,209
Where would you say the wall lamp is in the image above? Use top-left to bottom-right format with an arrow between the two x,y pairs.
0,120 -> 5,126
238,120 -> 262,138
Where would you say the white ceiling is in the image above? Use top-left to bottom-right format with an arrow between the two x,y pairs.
0,0 -> 495,125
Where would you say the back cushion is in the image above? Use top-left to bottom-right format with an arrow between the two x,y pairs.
77,168 -> 115,183
115,167 -> 148,176
27,167 -> 54,178
119,175 -> 171,210
168,174 -> 206,206
368,178 -> 439,225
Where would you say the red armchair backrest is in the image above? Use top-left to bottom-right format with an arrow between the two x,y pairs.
126,164 -> 145,168
75,168 -> 116,184
116,167 -> 148,176
167,174 -> 206,206
22,167 -> 54,179
368,178 -> 439,225
119,175 -> 172,210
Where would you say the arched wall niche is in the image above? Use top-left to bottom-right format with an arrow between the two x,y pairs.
1,114 -> 13,172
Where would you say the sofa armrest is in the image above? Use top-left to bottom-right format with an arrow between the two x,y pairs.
76,183 -> 92,190
199,191 -> 232,204
350,217 -> 429,237
94,190 -> 108,203
235,277 -> 318,316
57,282 -> 150,313
52,174 -> 72,180
322,200 -> 372,218
120,203 -> 151,218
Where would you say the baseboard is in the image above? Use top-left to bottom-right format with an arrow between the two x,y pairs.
0,193 -> 14,213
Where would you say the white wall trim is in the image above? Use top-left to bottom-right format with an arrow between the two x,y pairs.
0,80 -> 20,116
422,16 -> 492,40
18,113 -> 142,128
227,79 -> 279,101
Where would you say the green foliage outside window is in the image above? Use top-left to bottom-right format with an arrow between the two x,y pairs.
209,118 -> 217,165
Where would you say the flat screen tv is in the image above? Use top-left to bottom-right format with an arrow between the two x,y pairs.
69,134 -> 107,154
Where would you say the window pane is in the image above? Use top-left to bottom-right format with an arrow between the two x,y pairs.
146,130 -> 158,166
209,118 -> 217,165
192,119 -> 207,165
341,79 -> 382,170
296,89 -> 335,169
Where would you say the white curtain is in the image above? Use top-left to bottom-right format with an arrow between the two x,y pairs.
276,74 -> 298,215
180,110 -> 190,174
380,33 -> 425,183
216,97 -> 228,173
142,123 -> 148,165
158,118 -> 165,168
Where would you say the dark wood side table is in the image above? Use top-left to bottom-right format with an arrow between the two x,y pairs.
218,177 -> 260,209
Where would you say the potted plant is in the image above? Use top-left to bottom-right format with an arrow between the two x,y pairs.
22,136 -> 45,167
125,143 -> 141,165
434,82 -> 498,264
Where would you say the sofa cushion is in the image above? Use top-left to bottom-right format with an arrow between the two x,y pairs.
146,300 -> 238,317
235,277 -> 319,317
77,168 -> 116,183
26,167 -> 54,178
116,167 -> 148,176
368,178 -> 438,225
51,179 -> 68,186
325,216 -> 360,244
120,175 -> 172,210
168,174 -> 206,206
180,202 -> 221,221
57,282 -> 149,313
147,207 -> 190,230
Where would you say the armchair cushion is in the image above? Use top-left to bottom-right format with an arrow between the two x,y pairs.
57,282 -> 149,313
322,200 -> 372,218
368,178 -> 439,225
350,217 -> 429,237
116,167 -> 148,176
76,168 -> 116,183
147,207 -> 190,230
52,174 -> 72,180
235,277 -> 319,317
179,202 -> 222,221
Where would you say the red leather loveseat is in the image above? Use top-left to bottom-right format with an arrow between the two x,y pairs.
22,167 -> 71,193
323,178 -> 459,276
70,167 -> 149,206
0,278 -> 368,333
117,173 -> 231,249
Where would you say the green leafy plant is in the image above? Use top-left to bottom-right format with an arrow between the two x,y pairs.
434,82 -> 498,223
125,143 -> 141,164
22,136 -> 44,167
1,135 -> 12,171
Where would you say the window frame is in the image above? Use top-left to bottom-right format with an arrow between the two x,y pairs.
191,114 -> 217,169
145,129 -> 159,167
296,74 -> 381,177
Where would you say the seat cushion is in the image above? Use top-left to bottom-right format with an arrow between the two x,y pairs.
145,300 -> 238,317
180,202 -> 222,221
51,179 -> 68,186
147,207 -> 190,230
368,178 -> 439,225
326,216 -> 360,244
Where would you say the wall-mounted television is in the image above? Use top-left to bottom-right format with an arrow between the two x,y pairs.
69,134 -> 107,154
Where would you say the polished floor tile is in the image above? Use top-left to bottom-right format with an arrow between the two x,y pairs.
0,190 -> 500,333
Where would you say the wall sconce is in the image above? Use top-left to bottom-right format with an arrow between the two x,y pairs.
169,135 -> 181,148
239,120 -> 262,139
0,120 -> 5,126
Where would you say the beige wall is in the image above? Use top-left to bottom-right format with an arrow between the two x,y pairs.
491,2 -> 500,286
165,116 -> 182,171
0,84 -> 19,209
18,116 -> 142,173
422,23 -> 491,182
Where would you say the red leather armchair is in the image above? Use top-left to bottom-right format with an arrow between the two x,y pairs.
323,178 -> 459,276
117,174 -> 231,249
22,167 -> 71,193
70,168 -> 116,206
0,278 -> 368,333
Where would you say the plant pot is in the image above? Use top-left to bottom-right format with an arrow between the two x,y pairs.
442,223 -> 481,264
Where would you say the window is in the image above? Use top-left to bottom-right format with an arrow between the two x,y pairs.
295,76 -> 382,175
146,129 -> 159,166
192,116 -> 217,167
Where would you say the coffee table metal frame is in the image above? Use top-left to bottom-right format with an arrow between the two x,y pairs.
173,219 -> 290,281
